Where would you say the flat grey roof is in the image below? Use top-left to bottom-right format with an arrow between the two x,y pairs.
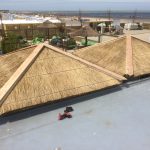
1,78 -> 150,150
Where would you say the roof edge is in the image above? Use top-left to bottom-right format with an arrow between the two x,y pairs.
74,35 -> 126,52
131,36 -> 150,44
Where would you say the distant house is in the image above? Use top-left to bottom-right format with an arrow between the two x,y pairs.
37,20 -> 63,39
143,23 -> 150,29
88,18 -> 113,31
62,19 -> 82,29
124,23 -> 138,30
0,18 -> 63,40
0,19 -> 42,39
43,17 -> 62,26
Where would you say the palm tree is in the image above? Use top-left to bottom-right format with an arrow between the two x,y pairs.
132,10 -> 137,23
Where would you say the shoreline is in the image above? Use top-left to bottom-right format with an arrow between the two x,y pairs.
60,15 -> 150,23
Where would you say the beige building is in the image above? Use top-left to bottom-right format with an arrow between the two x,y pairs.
0,19 -> 63,40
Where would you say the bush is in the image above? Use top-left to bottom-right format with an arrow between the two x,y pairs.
32,37 -> 44,45
81,39 -> 96,46
50,36 -> 62,46
1,33 -> 28,54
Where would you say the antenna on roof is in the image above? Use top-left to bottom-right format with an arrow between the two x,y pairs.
78,9 -> 83,27
107,9 -> 111,21
132,9 -> 137,23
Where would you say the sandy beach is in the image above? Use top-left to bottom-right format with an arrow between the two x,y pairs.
61,16 -> 150,23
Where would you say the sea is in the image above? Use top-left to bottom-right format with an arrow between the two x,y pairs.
52,11 -> 150,19
13,10 -> 150,20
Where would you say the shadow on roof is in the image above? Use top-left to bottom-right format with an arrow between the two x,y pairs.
123,76 -> 150,88
0,85 -> 122,125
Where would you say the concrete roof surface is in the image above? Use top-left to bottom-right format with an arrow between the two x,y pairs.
0,78 -> 150,150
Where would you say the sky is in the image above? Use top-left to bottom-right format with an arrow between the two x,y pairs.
0,0 -> 150,11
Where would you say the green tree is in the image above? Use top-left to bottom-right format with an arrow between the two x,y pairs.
1,33 -> 28,54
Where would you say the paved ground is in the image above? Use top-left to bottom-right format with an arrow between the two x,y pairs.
124,29 -> 150,43
132,33 -> 150,43
1,78 -> 150,150
124,29 -> 150,35
88,35 -> 117,43
88,29 -> 150,43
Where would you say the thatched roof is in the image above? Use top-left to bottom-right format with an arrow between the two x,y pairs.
37,23 -> 57,29
0,43 -> 125,115
64,20 -> 82,27
132,37 -> 150,77
65,27 -> 77,33
0,45 -> 36,89
74,35 -> 150,78
69,26 -> 99,37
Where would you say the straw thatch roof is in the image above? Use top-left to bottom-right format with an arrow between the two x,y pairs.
74,35 -> 150,78
69,26 -> 99,37
64,20 -> 82,27
37,22 -> 57,29
0,45 -> 36,89
74,37 -> 126,76
132,37 -> 150,77
65,27 -> 77,33
0,44 -> 125,115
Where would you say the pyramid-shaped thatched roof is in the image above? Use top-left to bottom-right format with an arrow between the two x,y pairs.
74,35 -> 150,78
69,26 -> 99,37
0,44 -> 125,115
37,21 -> 57,29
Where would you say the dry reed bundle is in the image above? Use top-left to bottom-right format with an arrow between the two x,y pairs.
132,37 -> 150,77
0,46 -> 36,89
74,37 -> 126,76
74,36 -> 150,78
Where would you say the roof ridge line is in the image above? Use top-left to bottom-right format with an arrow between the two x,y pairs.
125,35 -> 134,76
131,35 -> 150,44
0,43 -> 44,107
98,35 -> 126,45
76,35 -> 126,51
44,44 -> 126,81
